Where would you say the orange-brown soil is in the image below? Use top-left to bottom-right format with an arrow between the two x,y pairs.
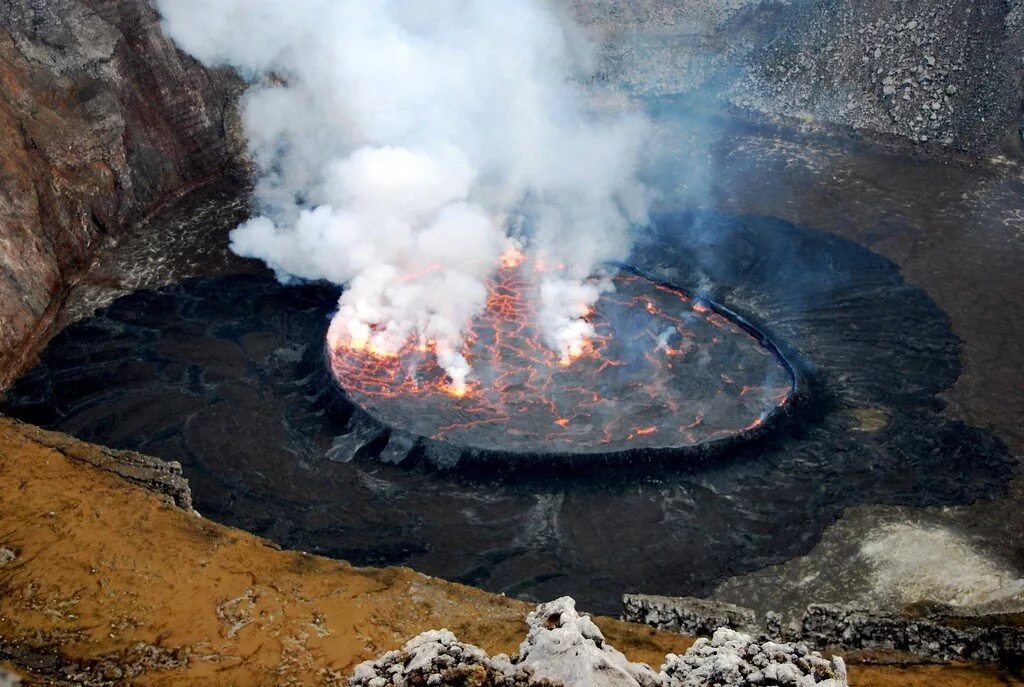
0,417 -> 1018,685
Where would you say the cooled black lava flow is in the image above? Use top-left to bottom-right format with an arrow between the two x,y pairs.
3,211 -> 1011,615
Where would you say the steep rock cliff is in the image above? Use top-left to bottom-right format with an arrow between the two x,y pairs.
0,0 -> 241,387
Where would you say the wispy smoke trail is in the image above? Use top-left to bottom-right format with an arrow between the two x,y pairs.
156,0 -> 649,391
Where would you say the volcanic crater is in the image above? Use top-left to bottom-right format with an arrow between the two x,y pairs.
3,210 -> 1011,613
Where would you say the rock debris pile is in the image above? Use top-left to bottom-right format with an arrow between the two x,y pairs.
348,629 -> 555,687
729,2 -> 1024,150
349,598 -> 847,687
661,629 -> 847,687
516,598 -> 663,686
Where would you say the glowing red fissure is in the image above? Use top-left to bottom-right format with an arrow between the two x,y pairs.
327,260 -> 791,448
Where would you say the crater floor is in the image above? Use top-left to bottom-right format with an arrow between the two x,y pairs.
4,210 -> 1011,614
7,102 -> 1022,618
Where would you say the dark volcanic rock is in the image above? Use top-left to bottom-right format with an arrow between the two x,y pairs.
799,604 -> 1024,665
622,594 -> 759,636
0,0 -> 242,388
622,594 -> 1024,666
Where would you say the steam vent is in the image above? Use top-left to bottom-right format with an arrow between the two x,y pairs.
1,0 -> 1023,685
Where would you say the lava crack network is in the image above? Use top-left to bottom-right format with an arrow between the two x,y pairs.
328,262 -> 792,455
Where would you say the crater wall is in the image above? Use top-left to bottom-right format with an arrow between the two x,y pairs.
569,0 -> 1024,155
0,0 -> 242,387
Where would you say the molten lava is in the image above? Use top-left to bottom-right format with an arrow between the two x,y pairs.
328,260 -> 792,455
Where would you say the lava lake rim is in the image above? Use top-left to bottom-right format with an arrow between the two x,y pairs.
318,261 -> 810,473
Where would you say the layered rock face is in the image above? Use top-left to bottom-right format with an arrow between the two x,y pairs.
570,0 -> 1024,155
7,417 -> 193,510
0,0 -> 240,387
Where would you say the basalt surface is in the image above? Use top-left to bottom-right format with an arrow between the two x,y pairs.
4,211 -> 1012,614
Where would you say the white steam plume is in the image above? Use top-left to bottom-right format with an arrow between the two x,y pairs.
156,0 -> 649,390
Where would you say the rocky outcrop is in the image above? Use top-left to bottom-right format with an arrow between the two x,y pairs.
517,598 -> 663,687
623,594 -> 1024,667
800,604 -> 1024,666
623,594 -> 760,636
348,629 -> 557,687
351,598 -> 848,687
661,629 -> 847,687
0,0 -> 242,388
351,598 -> 665,687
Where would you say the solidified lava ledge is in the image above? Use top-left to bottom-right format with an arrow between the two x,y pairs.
3,211 -> 1012,614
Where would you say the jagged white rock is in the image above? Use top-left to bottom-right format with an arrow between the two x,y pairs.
348,599 -> 848,687
348,628 -> 548,687
660,628 -> 848,687
518,597 -> 663,687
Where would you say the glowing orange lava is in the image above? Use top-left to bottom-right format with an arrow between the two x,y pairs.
499,244 -> 525,269
328,262 -> 792,454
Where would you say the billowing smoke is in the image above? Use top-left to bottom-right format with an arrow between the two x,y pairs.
156,0 -> 649,392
